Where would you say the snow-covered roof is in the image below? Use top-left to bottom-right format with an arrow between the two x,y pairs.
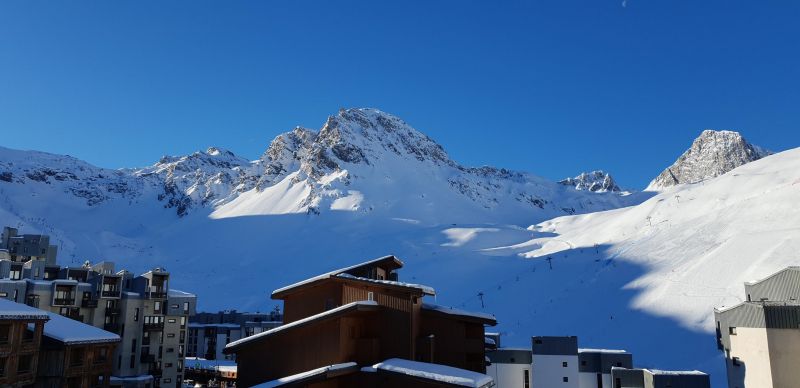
42,310 -> 120,345
271,255 -> 403,298
578,348 -> 629,354
168,288 -> 195,297
185,357 -> 237,373
647,369 -> 707,375
335,273 -> 435,295
253,362 -> 359,387
0,298 -> 50,320
225,301 -> 378,352
421,303 -> 497,325
373,358 -> 495,388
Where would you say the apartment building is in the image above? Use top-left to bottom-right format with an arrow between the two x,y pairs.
187,309 -> 282,361
224,255 -> 497,387
0,298 -> 48,387
0,226 -> 58,264
0,227 -> 197,388
610,367 -> 709,388
577,349 -> 633,388
714,266 -> 800,388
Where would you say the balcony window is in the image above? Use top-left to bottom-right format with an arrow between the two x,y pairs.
70,347 -> 85,367
0,324 -> 10,345
17,354 -> 32,374
94,347 -> 108,364
23,326 -> 35,343
0,356 -> 6,377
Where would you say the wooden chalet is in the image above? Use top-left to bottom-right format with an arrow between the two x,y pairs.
225,255 -> 497,388
0,299 -> 49,387
35,309 -> 120,388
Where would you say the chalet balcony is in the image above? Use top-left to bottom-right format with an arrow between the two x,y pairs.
53,298 -> 75,306
104,307 -> 121,316
148,291 -> 167,299
81,299 -> 98,308
143,322 -> 164,331
101,290 -> 121,298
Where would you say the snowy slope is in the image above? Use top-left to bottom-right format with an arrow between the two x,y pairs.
646,130 -> 769,191
477,147 -> 800,385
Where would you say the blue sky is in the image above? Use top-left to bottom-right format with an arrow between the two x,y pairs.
0,1 -> 798,189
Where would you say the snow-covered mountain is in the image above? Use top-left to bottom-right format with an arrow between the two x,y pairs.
646,130 -> 769,191
0,108 -> 640,223
558,171 -> 621,193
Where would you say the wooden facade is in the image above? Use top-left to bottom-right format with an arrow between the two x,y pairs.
226,255 -> 496,387
0,317 -> 47,387
35,337 -> 117,388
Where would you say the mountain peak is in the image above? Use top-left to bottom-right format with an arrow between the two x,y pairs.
646,129 -> 770,191
559,171 -> 621,192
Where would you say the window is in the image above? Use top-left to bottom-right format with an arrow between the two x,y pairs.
70,347 -> 85,367
180,316 -> 186,327
23,326 -> 34,342
562,361 -> 568,367
562,377 -> 569,382
9,269 -> 21,280
166,347 -> 174,353
94,347 -> 108,363
171,304 -> 179,309
168,319 -> 176,323
616,362 -> 622,367
165,362 -> 173,368
615,378 -> 622,388
523,370 -> 530,388
183,302 -> 189,313
163,378 -> 171,383
130,355 -> 135,368
581,360 -> 587,366
179,331 -> 185,343
729,327 -> 737,335
0,292 -> 7,297
0,357 -> 6,377
154,301 -> 161,312
167,333 -> 175,338
0,325 -> 10,344
34,267 -> 40,277
17,354 -> 33,374
132,338 -> 137,351
134,308 -> 139,321
367,292 -> 374,301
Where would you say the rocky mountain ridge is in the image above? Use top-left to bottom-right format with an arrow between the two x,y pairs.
647,130 -> 770,191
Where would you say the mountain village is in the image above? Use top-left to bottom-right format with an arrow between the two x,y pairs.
0,114 -> 796,387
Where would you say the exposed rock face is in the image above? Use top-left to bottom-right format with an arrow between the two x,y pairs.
559,171 -> 621,192
646,130 -> 770,191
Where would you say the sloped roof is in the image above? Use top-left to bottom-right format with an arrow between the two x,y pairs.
224,301 -> 379,353
372,358 -> 495,388
0,298 -> 50,320
42,310 -> 120,345
421,303 -> 497,325
253,362 -> 359,387
335,273 -> 435,296
271,255 -> 403,299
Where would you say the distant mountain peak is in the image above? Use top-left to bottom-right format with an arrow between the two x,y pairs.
646,130 -> 770,191
559,171 -> 621,192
